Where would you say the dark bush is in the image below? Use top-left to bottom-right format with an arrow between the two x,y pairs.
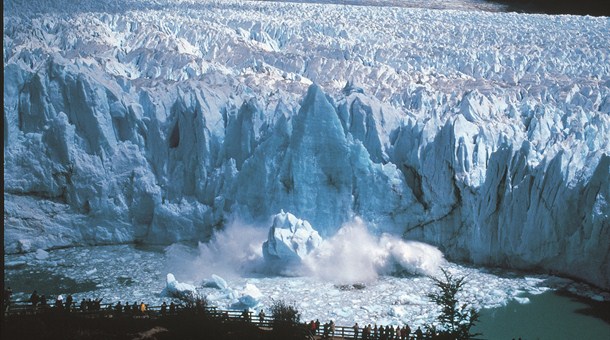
427,268 -> 481,340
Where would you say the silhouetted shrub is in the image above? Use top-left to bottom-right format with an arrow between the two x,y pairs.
427,268 -> 481,340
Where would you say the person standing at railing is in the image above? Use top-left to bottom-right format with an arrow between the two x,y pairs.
353,322 -> 360,339
414,326 -> 423,340
65,294 -> 73,312
161,302 -> 167,317
315,319 -> 320,335
114,301 -> 123,317
3,287 -> 12,312
140,302 -> 147,316
362,324 -> 369,339
40,295 -> 48,309
403,324 -> 411,340
29,290 -> 40,308
258,309 -> 266,325
55,295 -> 64,311
169,302 -> 176,315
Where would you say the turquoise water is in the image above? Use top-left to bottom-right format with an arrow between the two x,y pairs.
474,290 -> 610,340
5,245 -> 610,335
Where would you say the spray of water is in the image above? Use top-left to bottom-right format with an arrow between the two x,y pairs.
303,218 -> 445,284
164,216 -> 445,285
164,219 -> 267,282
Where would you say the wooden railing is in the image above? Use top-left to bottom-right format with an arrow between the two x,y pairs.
3,300 -> 434,339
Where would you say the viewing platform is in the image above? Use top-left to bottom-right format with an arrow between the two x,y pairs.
3,300 -> 430,340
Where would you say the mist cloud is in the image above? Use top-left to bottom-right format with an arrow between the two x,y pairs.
164,216 -> 445,285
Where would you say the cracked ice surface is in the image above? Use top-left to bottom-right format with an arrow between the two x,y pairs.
3,0 -> 610,291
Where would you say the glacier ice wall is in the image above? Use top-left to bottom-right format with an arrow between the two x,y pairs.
3,0 -> 610,289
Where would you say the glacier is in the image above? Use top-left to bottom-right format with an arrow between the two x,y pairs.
3,0 -> 610,290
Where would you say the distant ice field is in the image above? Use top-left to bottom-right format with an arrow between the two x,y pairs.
4,244 -> 609,328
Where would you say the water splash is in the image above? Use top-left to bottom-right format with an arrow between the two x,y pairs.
303,218 -> 445,284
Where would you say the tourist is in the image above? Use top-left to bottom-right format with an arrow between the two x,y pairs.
330,320 -> 335,337
353,322 -> 359,339
258,309 -> 266,325
3,287 -> 12,312
140,302 -> 147,316
315,319 -> 321,335
404,324 -> 411,340
30,290 -> 40,307
242,308 -> 250,322
362,324 -> 370,339
169,301 -> 176,315
115,301 -> 123,316
415,326 -> 423,340
55,295 -> 64,311
65,294 -> 73,312
161,302 -> 167,317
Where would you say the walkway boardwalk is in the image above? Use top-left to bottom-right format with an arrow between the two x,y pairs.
3,300 -> 426,339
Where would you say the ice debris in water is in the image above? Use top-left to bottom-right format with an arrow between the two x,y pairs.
164,273 -> 197,300
237,283 -> 263,308
5,245 -> 610,329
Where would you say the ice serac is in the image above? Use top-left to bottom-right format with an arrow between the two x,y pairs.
262,211 -> 322,266
284,84 -> 353,235
3,0 -> 610,289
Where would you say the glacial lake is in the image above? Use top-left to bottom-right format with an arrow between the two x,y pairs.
4,244 -> 610,339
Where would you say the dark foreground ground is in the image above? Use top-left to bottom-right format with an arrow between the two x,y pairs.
1,313 -> 305,340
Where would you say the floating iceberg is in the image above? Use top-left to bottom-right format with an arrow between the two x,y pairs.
164,273 -> 197,300
237,283 -> 263,308
263,211 -> 322,267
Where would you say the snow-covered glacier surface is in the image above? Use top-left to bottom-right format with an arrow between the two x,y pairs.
4,0 -> 610,289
